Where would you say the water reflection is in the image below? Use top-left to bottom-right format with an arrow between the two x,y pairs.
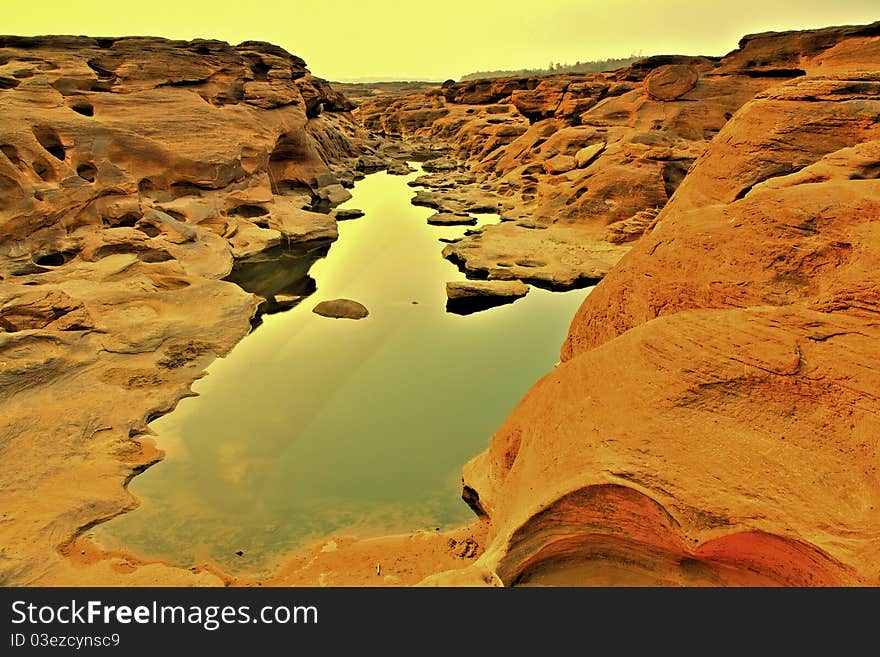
94,165 -> 591,574
226,241 -> 330,319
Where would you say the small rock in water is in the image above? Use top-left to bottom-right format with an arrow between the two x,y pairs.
446,280 -> 529,315
312,298 -> 369,320
333,208 -> 365,221
272,294 -> 304,309
427,212 -> 477,226
386,161 -> 414,175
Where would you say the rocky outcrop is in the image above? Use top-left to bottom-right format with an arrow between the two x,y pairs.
355,22 -> 880,294
0,36 -> 369,585
422,22 -> 880,586
445,280 -> 529,314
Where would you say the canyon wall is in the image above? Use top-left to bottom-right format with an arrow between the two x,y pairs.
0,36 -> 373,584
407,23 -> 880,586
356,23 -> 880,296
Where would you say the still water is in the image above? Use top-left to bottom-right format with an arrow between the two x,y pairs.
94,166 -> 590,573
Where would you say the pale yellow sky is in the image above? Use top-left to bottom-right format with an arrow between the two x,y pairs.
5,1 -> 878,80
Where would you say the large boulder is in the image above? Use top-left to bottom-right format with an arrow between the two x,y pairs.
643,64 -> 699,100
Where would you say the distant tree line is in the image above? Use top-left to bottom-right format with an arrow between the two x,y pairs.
460,53 -> 643,81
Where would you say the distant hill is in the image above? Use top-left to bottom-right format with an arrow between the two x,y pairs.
460,56 -> 642,81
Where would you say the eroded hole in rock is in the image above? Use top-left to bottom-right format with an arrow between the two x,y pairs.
76,163 -> 97,182
171,181 -> 216,197
138,178 -> 155,194
1,144 -> 22,166
93,244 -> 173,262
86,58 -> 116,80
273,180 -> 312,196
33,250 -> 76,267
136,222 -> 161,237
32,159 -> 55,181
95,38 -> 117,49
566,185 -> 590,205
90,80 -> 114,93
150,275 -> 191,290
113,213 -> 141,228
70,101 -> 94,117
661,160 -> 692,199
159,209 -> 186,222
32,126 -> 66,161
245,56 -> 271,81
0,76 -> 20,89
138,248 -> 174,263
850,162 -> 880,180
231,204 -> 269,218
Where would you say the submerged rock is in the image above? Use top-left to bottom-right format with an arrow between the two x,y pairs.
445,280 -> 529,315
312,299 -> 369,319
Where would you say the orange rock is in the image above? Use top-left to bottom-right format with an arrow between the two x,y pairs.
643,64 -> 699,100
437,22 -> 880,586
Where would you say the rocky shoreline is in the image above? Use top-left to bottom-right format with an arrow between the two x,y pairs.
0,35 -> 412,585
2,22 -> 879,586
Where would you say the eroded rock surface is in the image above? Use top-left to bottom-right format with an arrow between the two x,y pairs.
445,280 -> 529,314
355,23 -> 880,293
424,23 -> 880,587
0,36 -> 370,585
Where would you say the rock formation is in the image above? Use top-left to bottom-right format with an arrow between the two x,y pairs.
312,298 -> 369,319
0,36 -> 374,584
355,26 -> 880,292
445,280 -> 529,314
421,22 -> 880,586
3,21 -> 880,587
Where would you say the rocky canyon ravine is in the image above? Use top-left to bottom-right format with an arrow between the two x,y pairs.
90,165 -> 590,576
1,22 -> 880,587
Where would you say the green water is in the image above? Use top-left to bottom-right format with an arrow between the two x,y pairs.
94,166 -> 591,574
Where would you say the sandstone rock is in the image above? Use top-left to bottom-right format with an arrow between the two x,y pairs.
312,298 -> 369,319
315,183 -> 352,208
273,294 -> 304,308
543,155 -> 576,175
228,224 -> 282,259
445,280 -> 529,314
0,35 -> 368,585
357,154 -> 386,171
332,208 -> 365,221
355,48 -> 768,289
427,213 -> 477,226
603,208 -> 658,243
439,24 -> 880,587
643,64 -> 699,100
0,289 -> 85,332
268,206 -> 338,242
442,223 -> 630,290
574,142 -> 605,168
422,157 -> 457,172
386,161 -> 415,175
